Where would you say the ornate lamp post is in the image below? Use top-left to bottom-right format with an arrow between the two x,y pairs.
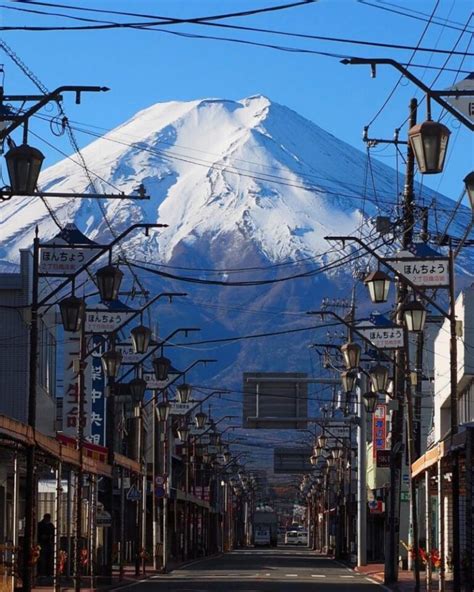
408,119 -> 450,174
341,342 -> 361,370
96,264 -> 123,302
177,424 -> 190,442
157,401 -> 171,423
101,349 -> 123,379
59,295 -> 84,332
128,377 -> 147,405
341,370 -> 356,393
464,171 -> 474,211
5,143 -> 45,194
363,391 -> 379,414
177,383 -> 192,404
364,270 -> 391,303
317,433 -> 328,449
195,411 -> 207,429
369,364 -> 390,394
152,355 -> 171,382
130,324 -> 151,354
402,300 -> 427,332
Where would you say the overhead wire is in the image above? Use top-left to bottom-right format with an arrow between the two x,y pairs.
365,0 -> 441,128
2,0 -> 473,62
4,0 -> 318,25
357,0 -> 474,33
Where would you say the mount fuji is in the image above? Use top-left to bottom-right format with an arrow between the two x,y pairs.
0,95 -> 471,392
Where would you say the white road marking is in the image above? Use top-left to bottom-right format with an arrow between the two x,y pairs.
341,575 -> 355,578
285,574 -> 298,577
311,574 -> 326,578
365,576 -> 392,590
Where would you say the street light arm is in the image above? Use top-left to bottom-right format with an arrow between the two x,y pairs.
341,58 -> 474,131
191,423 -> 238,443
324,234 -> 449,320
37,223 -> 167,307
83,292 -> 188,360
184,390 -> 232,416
140,357 -> 217,410
118,328 -> 201,384
0,85 -> 109,139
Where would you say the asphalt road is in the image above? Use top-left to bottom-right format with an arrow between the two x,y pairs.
126,547 -> 384,591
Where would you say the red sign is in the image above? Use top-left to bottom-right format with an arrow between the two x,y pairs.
57,433 -> 108,463
368,500 -> 384,514
372,404 -> 387,458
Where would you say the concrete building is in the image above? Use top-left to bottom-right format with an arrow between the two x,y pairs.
0,249 -> 57,434
412,284 -> 474,590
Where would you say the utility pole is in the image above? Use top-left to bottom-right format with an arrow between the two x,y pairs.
385,98 -> 417,585
357,374 -> 367,567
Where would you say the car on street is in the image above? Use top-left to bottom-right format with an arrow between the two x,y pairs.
284,530 -> 299,545
297,531 -> 308,545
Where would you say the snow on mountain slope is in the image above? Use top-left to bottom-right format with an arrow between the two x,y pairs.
2,95 -> 470,271
1,92 -> 472,293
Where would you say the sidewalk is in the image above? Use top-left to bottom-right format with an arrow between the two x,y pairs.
30,555 -> 220,591
354,563 -> 452,592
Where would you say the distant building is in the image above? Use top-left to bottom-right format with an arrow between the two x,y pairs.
0,249 -> 57,435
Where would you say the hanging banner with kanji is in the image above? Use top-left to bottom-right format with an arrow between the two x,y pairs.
62,336 -> 92,439
372,404 -> 387,458
89,335 -> 106,446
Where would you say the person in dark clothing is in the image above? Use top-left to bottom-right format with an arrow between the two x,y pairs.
37,513 -> 55,577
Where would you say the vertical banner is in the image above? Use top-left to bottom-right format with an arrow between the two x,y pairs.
372,403 -> 387,458
62,335 -> 92,438
89,335 -> 106,446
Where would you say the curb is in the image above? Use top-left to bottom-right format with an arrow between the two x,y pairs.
108,552 -> 224,590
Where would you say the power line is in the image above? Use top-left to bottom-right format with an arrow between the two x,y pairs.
3,1 -> 473,59
357,0 -> 474,33
365,0 -> 441,127
5,0 -> 317,24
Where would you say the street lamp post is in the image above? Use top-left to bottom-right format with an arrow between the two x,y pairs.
22,223 -> 165,591
325,233 -> 464,590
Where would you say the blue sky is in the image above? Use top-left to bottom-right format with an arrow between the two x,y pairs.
1,0 -> 472,204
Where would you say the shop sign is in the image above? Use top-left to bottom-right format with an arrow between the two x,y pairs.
89,335 -> 106,446
372,404 -> 387,458
376,449 -> 391,468
62,336 -> 93,440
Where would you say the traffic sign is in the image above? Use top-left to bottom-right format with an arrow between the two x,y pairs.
368,500 -> 384,514
126,484 -> 141,502
155,475 -> 166,486
155,486 -> 165,499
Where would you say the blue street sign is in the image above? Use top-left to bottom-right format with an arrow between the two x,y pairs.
155,486 -> 165,499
